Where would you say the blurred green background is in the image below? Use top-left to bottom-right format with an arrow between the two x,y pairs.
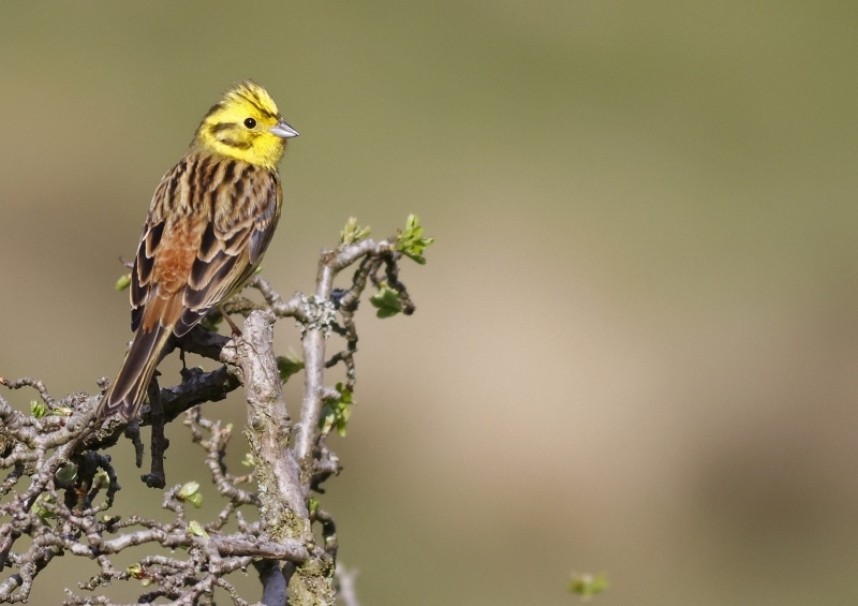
2,1 -> 858,604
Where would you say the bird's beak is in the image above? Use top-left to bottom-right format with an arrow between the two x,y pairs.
270,119 -> 299,138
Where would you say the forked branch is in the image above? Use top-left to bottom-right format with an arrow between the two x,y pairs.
0,217 -> 430,606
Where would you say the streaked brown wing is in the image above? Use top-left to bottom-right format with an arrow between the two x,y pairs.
176,161 -> 282,336
130,172 -> 171,333
129,156 -> 281,338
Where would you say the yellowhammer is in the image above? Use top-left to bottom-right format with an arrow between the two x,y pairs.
97,81 -> 298,421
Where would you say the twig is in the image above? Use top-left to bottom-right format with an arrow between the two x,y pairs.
0,224 -> 424,605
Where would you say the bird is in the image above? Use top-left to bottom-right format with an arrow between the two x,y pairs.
96,81 -> 299,421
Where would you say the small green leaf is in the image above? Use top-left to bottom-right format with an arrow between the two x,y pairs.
320,383 -> 353,437
93,470 -> 110,490
177,481 -> 203,508
370,284 -> 402,319
308,496 -> 320,516
395,214 -> 434,264
241,452 -> 255,468
30,400 -> 47,419
128,562 -> 152,585
127,563 -> 144,579
340,216 -> 372,245
115,273 -> 132,291
188,520 -> 209,538
33,494 -> 57,521
569,572 -> 608,600
32,401 -> 73,418
276,353 -> 305,383
177,481 -> 199,498
55,462 -> 78,484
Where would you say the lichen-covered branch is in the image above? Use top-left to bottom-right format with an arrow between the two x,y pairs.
0,217 -> 430,605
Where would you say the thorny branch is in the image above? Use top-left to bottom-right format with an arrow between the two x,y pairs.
0,224 -> 424,605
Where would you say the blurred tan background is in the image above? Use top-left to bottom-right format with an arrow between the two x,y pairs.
2,1 -> 858,604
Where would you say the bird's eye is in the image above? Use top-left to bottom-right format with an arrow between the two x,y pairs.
243,117 -> 257,129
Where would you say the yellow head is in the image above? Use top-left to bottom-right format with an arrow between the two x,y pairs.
193,81 -> 298,169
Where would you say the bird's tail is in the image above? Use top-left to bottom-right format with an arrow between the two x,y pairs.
96,324 -> 172,421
